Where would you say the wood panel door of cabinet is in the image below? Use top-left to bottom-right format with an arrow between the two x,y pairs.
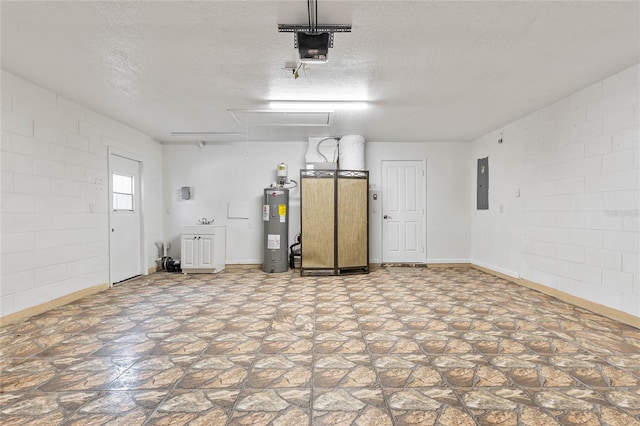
337,177 -> 368,268
198,235 -> 214,269
181,235 -> 198,269
301,177 -> 335,269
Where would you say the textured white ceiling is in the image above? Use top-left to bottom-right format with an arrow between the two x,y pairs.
1,1 -> 638,143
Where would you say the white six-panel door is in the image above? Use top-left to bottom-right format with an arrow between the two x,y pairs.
382,160 -> 426,264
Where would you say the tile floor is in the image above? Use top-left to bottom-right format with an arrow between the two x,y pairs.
1,266 -> 639,425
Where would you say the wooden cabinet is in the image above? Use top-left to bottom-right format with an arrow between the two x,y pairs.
300,170 -> 368,275
180,225 -> 225,273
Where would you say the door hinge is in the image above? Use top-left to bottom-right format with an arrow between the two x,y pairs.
422,169 -> 425,177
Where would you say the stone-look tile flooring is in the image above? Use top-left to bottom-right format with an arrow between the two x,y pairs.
1,267 -> 639,425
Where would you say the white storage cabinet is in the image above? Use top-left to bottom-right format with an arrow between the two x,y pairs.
180,225 -> 226,273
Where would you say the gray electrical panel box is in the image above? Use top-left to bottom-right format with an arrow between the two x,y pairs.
262,188 -> 289,273
477,157 -> 489,210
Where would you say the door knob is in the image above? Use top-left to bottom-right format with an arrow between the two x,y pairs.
384,215 -> 391,219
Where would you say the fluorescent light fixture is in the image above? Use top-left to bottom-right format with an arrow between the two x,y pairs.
269,101 -> 368,111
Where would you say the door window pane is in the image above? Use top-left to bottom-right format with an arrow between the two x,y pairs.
113,173 -> 134,211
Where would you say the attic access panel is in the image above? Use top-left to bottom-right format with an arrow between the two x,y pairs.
229,110 -> 332,127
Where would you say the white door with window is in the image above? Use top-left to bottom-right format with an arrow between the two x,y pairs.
382,160 -> 426,264
109,153 -> 142,284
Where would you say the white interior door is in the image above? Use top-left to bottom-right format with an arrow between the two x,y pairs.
109,153 -> 142,284
382,160 -> 426,264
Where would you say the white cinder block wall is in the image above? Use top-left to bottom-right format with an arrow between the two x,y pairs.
163,140 -> 471,265
1,70 -> 164,318
470,64 -> 640,316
